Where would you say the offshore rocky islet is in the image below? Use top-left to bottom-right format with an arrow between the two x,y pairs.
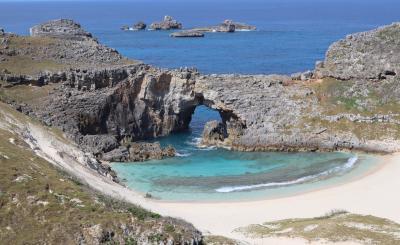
1,19 -> 400,178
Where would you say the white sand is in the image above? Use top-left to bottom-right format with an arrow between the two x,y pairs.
2,105 -> 399,244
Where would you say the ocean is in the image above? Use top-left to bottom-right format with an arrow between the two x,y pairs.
2,0 -> 400,74
1,0 -> 394,201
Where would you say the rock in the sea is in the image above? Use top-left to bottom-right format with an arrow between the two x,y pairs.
128,142 -> 176,161
102,142 -> 176,162
201,120 -> 227,146
170,31 -> 204,38
0,28 -> 4,36
150,16 -> 182,30
30,19 -> 93,41
223,19 -> 256,31
133,21 -> 147,30
315,22 -> 400,80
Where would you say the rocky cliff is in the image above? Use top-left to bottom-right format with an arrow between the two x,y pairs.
315,22 -> 400,80
1,19 -> 400,167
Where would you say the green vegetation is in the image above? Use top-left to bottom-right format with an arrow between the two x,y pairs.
309,77 -> 400,116
203,235 -> 239,245
0,102 -> 199,244
236,210 -> 400,244
0,81 -> 57,106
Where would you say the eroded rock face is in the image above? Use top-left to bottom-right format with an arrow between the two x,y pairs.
30,19 -> 93,41
315,22 -> 400,80
2,19 -> 400,164
201,120 -> 227,146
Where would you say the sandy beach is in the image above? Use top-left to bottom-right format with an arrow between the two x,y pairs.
3,107 -> 398,244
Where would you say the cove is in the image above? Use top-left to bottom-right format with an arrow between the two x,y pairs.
112,106 -> 379,202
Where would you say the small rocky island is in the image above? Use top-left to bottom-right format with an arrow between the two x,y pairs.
121,21 -> 147,31
191,19 -> 256,33
170,30 -> 204,38
150,15 -> 182,30
169,19 -> 256,38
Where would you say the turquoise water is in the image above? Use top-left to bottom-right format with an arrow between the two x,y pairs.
112,107 -> 379,202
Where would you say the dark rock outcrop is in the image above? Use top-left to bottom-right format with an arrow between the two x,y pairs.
315,22 -> 400,80
133,21 -> 147,30
30,19 -> 93,41
201,120 -> 227,146
121,21 -> 147,31
170,31 -> 205,38
150,16 -> 182,30
102,142 -> 175,162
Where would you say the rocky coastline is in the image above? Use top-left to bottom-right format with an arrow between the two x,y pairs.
1,19 -> 400,170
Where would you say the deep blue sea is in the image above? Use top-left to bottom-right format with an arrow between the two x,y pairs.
1,0 -> 394,201
2,0 -> 400,74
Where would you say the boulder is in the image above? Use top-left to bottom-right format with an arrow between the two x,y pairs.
128,142 -> 176,161
133,21 -> 147,30
150,16 -> 182,30
170,31 -> 204,38
30,19 -> 93,41
201,120 -> 227,146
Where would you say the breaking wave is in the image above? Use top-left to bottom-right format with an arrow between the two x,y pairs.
215,156 -> 358,193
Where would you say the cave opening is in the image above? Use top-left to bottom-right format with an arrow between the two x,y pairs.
188,105 -> 222,137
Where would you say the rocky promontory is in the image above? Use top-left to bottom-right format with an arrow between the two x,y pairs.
30,19 -> 93,41
315,22 -> 400,80
1,19 -> 400,173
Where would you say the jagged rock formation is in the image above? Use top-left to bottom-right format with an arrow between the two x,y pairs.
223,20 -> 256,31
201,120 -> 227,146
30,19 -> 93,41
1,18 -> 400,167
315,22 -> 400,80
103,142 -> 175,162
150,16 -> 182,30
121,21 -> 147,31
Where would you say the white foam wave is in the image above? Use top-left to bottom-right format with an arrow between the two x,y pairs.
186,137 -> 202,146
215,156 -> 358,193
175,152 -> 191,157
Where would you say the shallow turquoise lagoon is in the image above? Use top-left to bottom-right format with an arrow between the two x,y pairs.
112,106 -> 379,202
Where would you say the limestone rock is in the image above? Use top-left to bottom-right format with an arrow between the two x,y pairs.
30,19 -> 93,41
201,120 -> 227,146
150,16 -> 182,30
170,31 -> 204,38
315,22 -> 400,80
223,20 -> 256,31
128,142 -> 176,161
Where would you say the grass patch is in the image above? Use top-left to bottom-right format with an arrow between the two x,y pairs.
0,103 -> 198,244
236,210 -> 400,244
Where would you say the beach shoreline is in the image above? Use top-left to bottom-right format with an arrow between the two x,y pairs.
2,102 -> 400,244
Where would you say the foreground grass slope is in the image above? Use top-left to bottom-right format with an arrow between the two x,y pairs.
0,103 -> 202,245
236,210 -> 400,244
